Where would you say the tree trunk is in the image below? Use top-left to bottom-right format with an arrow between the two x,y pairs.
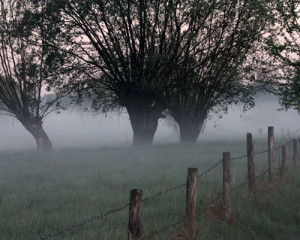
179,124 -> 201,143
20,119 -> 53,151
177,117 -> 206,144
126,107 -> 161,146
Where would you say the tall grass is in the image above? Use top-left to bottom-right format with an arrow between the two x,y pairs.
0,139 -> 298,239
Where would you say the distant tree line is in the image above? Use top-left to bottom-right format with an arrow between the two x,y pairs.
0,0 -> 298,150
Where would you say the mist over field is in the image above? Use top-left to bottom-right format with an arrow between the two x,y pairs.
0,94 -> 299,151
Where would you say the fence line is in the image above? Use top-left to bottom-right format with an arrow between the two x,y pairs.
36,203 -> 129,240
142,183 -> 186,203
155,168 -> 284,239
142,167 -> 272,239
198,159 -> 223,178
36,157 -> 222,240
35,127 -> 299,240
230,168 -> 269,193
231,139 -> 293,162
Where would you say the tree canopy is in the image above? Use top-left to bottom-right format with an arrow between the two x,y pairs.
0,0 -> 66,150
265,0 -> 300,112
166,0 -> 274,142
49,0 -> 214,145
45,0 -> 277,145
0,0 -> 289,148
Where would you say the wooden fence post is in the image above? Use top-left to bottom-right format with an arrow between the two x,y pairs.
268,127 -> 275,185
247,133 -> 255,193
281,146 -> 287,177
223,152 -> 231,220
293,139 -> 298,169
184,168 -> 198,237
128,189 -> 143,240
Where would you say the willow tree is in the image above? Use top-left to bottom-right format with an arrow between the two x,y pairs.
166,0 -> 275,143
50,0 -> 216,146
265,0 -> 300,112
0,0 -> 66,150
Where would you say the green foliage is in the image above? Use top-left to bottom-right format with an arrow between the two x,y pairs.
0,0 -> 68,120
264,0 -> 300,112
165,0 -> 274,140
279,70 -> 300,112
50,0 -> 179,111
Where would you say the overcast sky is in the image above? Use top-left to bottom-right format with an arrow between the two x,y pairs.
0,94 -> 299,150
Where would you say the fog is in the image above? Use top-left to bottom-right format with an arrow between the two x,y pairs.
0,94 -> 299,151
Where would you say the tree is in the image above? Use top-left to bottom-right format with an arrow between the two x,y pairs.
50,0 -> 223,146
265,0 -> 300,112
166,0 -> 275,143
0,0 -> 66,150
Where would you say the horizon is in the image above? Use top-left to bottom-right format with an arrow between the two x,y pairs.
0,93 -> 299,151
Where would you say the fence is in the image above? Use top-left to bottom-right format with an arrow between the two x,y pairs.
37,126 -> 299,240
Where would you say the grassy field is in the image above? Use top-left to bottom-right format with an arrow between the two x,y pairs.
0,138 -> 299,240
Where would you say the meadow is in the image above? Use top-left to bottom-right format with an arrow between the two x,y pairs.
0,138 -> 299,240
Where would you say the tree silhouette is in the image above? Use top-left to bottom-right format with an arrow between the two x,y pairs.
50,0 -> 218,146
166,0 -> 275,143
0,0 -> 66,150
265,0 -> 300,112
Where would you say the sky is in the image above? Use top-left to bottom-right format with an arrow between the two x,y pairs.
0,94 -> 299,151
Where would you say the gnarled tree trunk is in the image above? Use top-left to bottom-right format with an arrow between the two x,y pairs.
20,119 -> 53,151
179,123 -> 202,143
174,114 -> 206,143
126,106 -> 164,146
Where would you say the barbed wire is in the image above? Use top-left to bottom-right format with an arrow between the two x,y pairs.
36,139 -> 297,240
142,183 -> 186,203
198,159 -> 223,179
36,203 -> 129,240
141,219 -> 185,240
199,167 -> 270,215
230,154 -> 248,161
143,158 -> 225,203
230,168 -> 269,193
230,139 -> 295,163
255,168 -> 269,180
34,157 -> 234,239
140,140 -> 296,240
253,149 -> 269,156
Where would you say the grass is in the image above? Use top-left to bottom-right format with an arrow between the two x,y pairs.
0,139 -> 298,240
194,174 -> 300,240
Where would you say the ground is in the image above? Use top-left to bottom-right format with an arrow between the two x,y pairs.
0,139 -> 299,239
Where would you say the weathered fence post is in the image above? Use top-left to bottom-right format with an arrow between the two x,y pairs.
293,139 -> 298,169
128,189 -> 143,240
223,152 -> 231,220
268,127 -> 275,185
281,146 -> 287,177
247,133 -> 255,193
184,168 -> 198,237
